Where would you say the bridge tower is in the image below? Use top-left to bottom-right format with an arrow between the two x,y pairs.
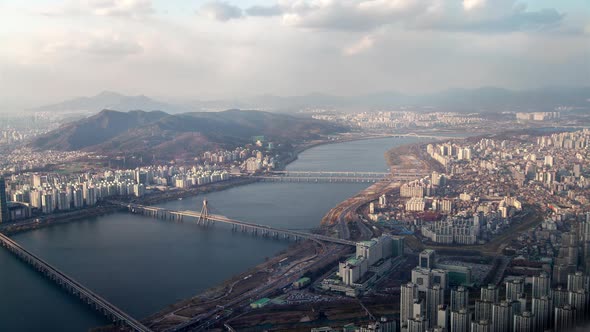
198,199 -> 210,225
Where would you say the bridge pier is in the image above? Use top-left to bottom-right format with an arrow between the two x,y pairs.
0,233 -> 151,332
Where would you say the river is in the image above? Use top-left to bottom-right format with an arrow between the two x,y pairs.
0,136 -> 423,331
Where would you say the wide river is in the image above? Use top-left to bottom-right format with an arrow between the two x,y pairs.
0,136 -> 423,331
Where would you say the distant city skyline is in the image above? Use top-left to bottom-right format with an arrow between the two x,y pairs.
1,0 -> 589,108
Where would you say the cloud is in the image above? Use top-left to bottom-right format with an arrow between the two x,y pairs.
245,5 -> 283,17
463,0 -> 486,11
268,0 -> 565,33
199,1 -> 243,21
43,33 -> 143,57
343,35 -> 375,56
42,0 -> 154,18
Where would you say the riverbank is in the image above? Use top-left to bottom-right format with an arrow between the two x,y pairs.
0,177 -> 259,236
2,133 -> 433,332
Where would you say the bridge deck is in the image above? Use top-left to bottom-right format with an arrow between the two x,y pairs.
0,233 -> 151,332
118,202 -> 356,246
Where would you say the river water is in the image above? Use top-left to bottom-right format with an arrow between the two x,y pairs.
0,136 -> 422,331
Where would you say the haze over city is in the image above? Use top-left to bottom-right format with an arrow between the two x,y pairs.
1,0 -> 589,109
2,1 -> 590,332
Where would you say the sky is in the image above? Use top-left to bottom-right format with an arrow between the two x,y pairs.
0,0 -> 589,108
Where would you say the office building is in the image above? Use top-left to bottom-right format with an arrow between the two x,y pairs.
411,267 -> 448,293
391,236 -> 405,258
420,249 -> 435,269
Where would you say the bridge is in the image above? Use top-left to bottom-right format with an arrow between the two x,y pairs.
0,233 -> 151,332
111,201 -> 356,246
250,170 -> 428,183
387,133 -> 457,140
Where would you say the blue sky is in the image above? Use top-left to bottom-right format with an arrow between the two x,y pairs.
0,0 -> 588,108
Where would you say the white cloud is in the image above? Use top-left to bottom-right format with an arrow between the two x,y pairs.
42,32 -> 143,57
463,0 -> 486,11
343,35 -> 375,55
199,1 -> 243,21
0,0 -> 587,107
271,0 -> 564,33
42,0 -> 154,18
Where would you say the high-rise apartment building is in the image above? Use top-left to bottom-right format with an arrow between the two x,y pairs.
451,286 -> 469,312
531,296 -> 552,331
491,301 -> 512,332
426,284 -> 444,328
481,284 -> 499,303
401,282 -> 418,323
450,309 -> 470,332
0,177 -> 8,223
506,278 -> 524,302
470,320 -> 491,332
513,311 -> 535,332
532,272 -> 551,298
554,305 -> 576,332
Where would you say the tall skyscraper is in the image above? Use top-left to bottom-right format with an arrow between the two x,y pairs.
513,311 -> 535,332
401,282 -> 418,323
419,249 -> 435,269
451,286 -> 469,312
481,284 -> 499,303
554,305 -> 576,332
450,309 -> 470,332
532,272 -> 551,298
0,177 -> 8,223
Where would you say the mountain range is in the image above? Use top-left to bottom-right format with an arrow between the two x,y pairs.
30,87 -> 590,114
30,91 -> 190,114
31,109 -> 345,159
